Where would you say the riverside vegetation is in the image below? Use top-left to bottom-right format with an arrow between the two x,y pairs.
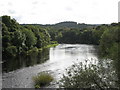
1,15 -> 58,60
32,72 -> 54,88
58,23 -> 120,89
1,15 -> 120,88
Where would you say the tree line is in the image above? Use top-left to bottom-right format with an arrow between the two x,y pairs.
2,15 -> 119,63
1,15 -> 51,60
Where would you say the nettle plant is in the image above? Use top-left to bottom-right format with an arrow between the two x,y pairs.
58,59 -> 119,89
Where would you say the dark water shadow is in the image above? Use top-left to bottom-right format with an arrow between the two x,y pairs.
2,48 -> 50,73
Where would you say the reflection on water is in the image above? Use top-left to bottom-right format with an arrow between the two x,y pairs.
49,44 -> 98,72
2,48 -> 50,73
2,44 -> 99,88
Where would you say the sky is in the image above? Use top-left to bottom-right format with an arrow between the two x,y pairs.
0,0 -> 119,24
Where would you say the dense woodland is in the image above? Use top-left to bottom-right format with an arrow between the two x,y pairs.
1,16 -> 55,60
1,15 -> 120,88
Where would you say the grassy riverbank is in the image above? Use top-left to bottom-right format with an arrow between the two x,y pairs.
26,42 -> 59,55
43,43 -> 59,49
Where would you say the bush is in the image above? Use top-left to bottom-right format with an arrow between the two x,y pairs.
58,59 -> 118,89
33,72 -> 54,88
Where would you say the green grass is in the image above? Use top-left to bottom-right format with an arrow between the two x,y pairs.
26,43 -> 58,55
43,44 -> 59,49
33,72 -> 54,88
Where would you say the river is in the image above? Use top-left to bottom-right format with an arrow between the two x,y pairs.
2,44 -> 98,88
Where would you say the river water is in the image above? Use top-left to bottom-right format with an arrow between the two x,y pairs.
2,44 -> 98,88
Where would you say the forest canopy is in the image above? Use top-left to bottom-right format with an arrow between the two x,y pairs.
1,15 -> 51,59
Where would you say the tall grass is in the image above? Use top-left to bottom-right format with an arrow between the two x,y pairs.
33,72 -> 54,88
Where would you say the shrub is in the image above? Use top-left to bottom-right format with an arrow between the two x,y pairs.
33,72 -> 54,88
58,59 -> 118,89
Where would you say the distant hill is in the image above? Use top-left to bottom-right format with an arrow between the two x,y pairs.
22,21 -> 101,29
55,21 -> 78,28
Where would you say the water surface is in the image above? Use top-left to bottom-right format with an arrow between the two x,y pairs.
2,44 -> 98,88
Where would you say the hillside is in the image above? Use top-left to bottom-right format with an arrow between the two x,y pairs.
22,21 -> 101,29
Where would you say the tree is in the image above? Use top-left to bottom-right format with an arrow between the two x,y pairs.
99,24 -> 120,87
22,29 -> 37,49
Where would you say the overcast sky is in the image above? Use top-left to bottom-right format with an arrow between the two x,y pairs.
0,0 -> 119,24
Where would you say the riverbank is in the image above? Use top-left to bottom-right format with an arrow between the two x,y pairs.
26,43 -> 59,56
2,44 -> 98,88
43,43 -> 59,49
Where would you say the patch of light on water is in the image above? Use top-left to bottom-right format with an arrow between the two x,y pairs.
3,44 -> 99,88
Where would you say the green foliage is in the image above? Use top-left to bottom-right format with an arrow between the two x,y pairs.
92,25 -> 107,44
2,35 -> 11,48
59,59 -> 118,89
12,30 -> 25,48
33,72 -> 54,88
27,47 -> 38,56
50,41 -> 58,44
99,24 -> 119,59
47,26 -> 104,44
23,25 -> 51,48
35,85 -> 40,88
2,23 -> 9,35
43,43 -> 58,49
2,15 -> 19,32
6,46 -> 17,57
22,29 -> 37,49
99,24 -> 120,86
2,15 -> 52,59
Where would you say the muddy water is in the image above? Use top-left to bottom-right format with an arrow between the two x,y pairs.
2,44 -> 98,88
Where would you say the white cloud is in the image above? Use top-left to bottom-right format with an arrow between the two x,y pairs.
0,0 -> 119,24
8,10 -> 16,14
